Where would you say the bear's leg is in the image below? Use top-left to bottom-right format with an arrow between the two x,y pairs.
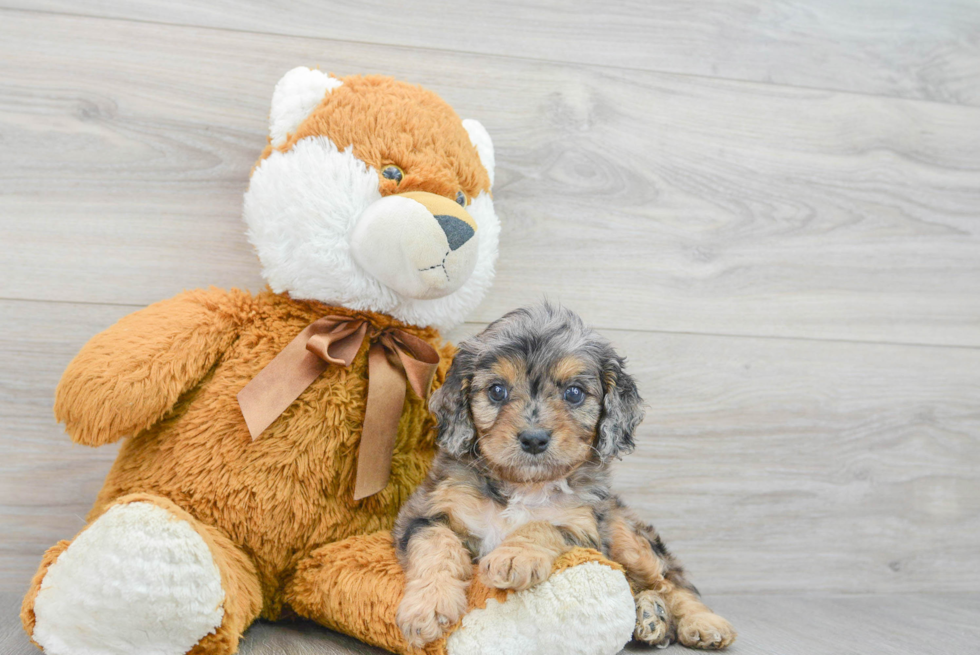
22,493 -> 262,655
284,531 -> 636,655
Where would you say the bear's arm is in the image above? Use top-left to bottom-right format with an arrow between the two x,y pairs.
54,288 -> 249,446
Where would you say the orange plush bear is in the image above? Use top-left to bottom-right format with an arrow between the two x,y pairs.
21,69 -> 635,655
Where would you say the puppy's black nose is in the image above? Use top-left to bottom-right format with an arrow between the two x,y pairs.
518,429 -> 551,454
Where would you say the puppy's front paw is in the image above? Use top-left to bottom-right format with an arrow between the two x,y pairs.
634,590 -> 672,647
480,545 -> 553,591
677,610 -> 736,650
397,582 -> 468,648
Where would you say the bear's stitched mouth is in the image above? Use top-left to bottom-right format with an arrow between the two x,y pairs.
417,250 -> 451,282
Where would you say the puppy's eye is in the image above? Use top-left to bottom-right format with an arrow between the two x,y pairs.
563,386 -> 585,406
455,190 -> 466,206
487,383 -> 508,403
382,166 -> 403,183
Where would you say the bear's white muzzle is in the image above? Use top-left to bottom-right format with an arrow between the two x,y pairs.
350,191 -> 480,300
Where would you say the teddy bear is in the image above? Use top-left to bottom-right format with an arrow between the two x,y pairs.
20,68 -> 636,655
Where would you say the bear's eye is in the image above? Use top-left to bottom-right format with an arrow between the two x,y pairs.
455,190 -> 466,206
487,383 -> 508,403
563,386 -> 585,406
382,166 -> 403,184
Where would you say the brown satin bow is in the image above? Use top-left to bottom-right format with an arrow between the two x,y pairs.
236,316 -> 440,500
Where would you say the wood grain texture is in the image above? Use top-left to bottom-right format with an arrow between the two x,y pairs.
2,10 -> 979,346
251,592 -> 980,655
0,300 -> 128,589
3,590 -> 980,655
2,3 -> 980,652
5,1 -> 980,106
3,300 -> 978,595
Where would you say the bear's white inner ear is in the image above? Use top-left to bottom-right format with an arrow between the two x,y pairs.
462,118 -> 495,186
269,67 -> 343,147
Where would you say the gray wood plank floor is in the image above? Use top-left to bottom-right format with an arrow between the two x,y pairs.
1,1 -> 979,653
5,1 -> 980,106
3,11 -> 980,345
3,591 -> 980,655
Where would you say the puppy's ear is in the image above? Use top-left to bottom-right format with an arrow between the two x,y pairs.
596,351 -> 644,460
429,346 -> 477,458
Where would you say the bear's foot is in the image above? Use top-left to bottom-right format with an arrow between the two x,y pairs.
23,495 -> 262,655
446,560 -> 635,655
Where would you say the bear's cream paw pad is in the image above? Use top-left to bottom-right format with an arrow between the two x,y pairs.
446,561 -> 635,655
32,502 -> 225,655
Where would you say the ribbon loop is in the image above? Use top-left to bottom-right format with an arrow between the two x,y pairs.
236,314 -> 440,500
380,330 -> 440,399
305,316 -> 367,367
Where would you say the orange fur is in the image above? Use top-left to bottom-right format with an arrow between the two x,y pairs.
53,288 -> 249,447
22,75 -> 630,655
263,75 -> 491,202
23,289 -> 453,650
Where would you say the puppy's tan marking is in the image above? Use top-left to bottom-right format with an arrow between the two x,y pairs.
552,355 -> 588,383
489,357 -> 520,384
606,514 -> 669,592
427,477 -> 494,538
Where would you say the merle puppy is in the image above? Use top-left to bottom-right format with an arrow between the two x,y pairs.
394,303 -> 735,649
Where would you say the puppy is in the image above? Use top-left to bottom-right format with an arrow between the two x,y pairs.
394,303 -> 735,649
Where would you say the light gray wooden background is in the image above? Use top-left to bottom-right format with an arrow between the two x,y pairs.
1,2 -> 979,654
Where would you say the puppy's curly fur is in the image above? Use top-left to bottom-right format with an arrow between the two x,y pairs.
394,303 -> 735,649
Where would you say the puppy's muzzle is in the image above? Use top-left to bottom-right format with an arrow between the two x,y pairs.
349,191 -> 479,300
518,429 -> 551,455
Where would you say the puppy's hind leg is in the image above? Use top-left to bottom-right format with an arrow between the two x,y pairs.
603,505 -> 735,650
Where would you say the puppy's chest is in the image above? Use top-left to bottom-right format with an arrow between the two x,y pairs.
459,481 -> 581,556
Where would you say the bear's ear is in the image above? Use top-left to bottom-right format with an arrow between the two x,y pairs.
462,119 -> 495,187
269,67 -> 342,147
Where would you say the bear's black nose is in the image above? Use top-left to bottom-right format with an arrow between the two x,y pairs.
518,429 -> 551,455
434,214 -> 475,251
